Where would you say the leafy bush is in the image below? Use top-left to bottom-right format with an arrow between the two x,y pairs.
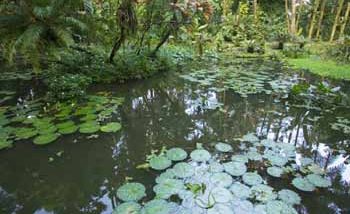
326,36 -> 350,63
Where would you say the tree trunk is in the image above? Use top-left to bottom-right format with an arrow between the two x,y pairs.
253,0 -> 258,21
308,0 -> 321,39
315,0 -> 327,39
330,0 -> 345,42
290,0 -> 297,35
109,28 -> 125,63
285,0 -> 291,33
340,2 -> 350,38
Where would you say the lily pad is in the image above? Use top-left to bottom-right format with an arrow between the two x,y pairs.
14,127 -> 38,140
211,187 -> 234,203
100,122 -> 122,133
33,133 -> 59,145
215,143 -> 232,152
306,174 -> 331,188
223,161 -> 247,176
58,125 -> 79,135
173,162 -> 195,178
242,172 -> 263,186
116,182 -> 146,202
142,199 -> 172,214
79,122 -> 101,134
266,200 -> 298,214
250,184 -> 277,202
166,148 -> 188,161
231,155 -> 249,163
207,204 -> 234,214
277,189 -> 301,205
229,182 -> 251,199
210,172 -> 233,187
267,166 -> 284,178
246,151 -> 263,161
208,162 -> 224,173
113,202 -> 141,214
190,149 -> 211,162
232,200 -> 255,214
242,133 -> 259,143
154,179 -> 185,199
149,156 -> 172,171
292,177 -> 315,192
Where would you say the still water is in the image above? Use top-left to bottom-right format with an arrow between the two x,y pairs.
0,59 -> 349,214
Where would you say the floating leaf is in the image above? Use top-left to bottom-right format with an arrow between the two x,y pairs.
153,179 -> 185,199
306,174 -> 331,188
149,156 -> 172,171
265,200 -> 298,214
229,182 -> 251,199
33,133 -> 59,145
242,172 -> 263,186
277,189 -> 301,205
116,183 -> 146,202
58,125 -> 78,135
210,172 -> 233,187
242,133 -> 259,143
292,177 -> 315,192
267,166 -> 284,178
100,122 -> 122,133
208,162 -> 224,173
232,200 -> 255,214
79,122 -> 101,134
14,127 -> 38,140
246,151 -> 263,161
166,148 -> 188,161
173,162 -> 195,178
211,187 -> 234,203
113,202 -> 141,214
250,184 -> 277,202
190,149 -> 211,162
231,155 -> 249,163
156,169 -> 176,184
223,161 -> 247,176
207,204 -> 234,214
215,143 -> 232,152
142,199 -> 172,214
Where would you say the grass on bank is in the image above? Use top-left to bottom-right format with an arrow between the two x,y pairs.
287,57 -> 350,80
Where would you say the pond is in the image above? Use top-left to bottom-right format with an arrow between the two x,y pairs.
0,58 -> 349,214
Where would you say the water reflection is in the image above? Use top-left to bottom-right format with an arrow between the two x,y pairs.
0,63 -> 349,213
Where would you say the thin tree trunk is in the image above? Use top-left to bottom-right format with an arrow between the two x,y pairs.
315,0 -> 327,39
308,0 -> 321,39
253,0 -> 258,21
296,2 -> 304,33
330,0 -> 345,42
290,0 -> 297,35
285,0 -> 291,33
109,28 -> 125,63
340,2 -> 350,38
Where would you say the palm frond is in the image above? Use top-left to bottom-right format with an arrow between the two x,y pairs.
52,26 -> 74,47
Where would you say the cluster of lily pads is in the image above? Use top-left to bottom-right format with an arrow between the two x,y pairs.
113,134 -> 334,214
0,95 -> 124,150
179,62 -> 296,98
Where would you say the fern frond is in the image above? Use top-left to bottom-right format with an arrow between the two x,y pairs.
59,16 -> 88,32
52,26 -> 74,47
14,24 -> 45,50
33,6 -> 53,19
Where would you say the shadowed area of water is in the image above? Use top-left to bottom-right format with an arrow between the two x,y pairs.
0,58 -> 349,214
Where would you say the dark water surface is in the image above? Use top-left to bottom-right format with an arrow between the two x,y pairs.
0,59 -> 349,214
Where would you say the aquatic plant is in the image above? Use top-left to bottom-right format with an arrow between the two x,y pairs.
116,182 -> 146,202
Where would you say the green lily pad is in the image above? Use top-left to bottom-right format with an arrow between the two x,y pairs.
242,133 -> 259,143
250,184 -> 277,202
153,179 -> 185,199
100,122 -> 122,133
277,189 -> 301,205
0,139 -> 13,150
210,172 -> 233,187
267,166 -> 284,178
266,200 -> 298,214
231,155 -> 249,163
149,156 -> 172,171
292,177 -> 316,192
166,148 -> 188,161
246,151 -> 263,161
207,204 -> 234,214
190,149 -> 211,162
142,199 -> 172,214
215,143 -> 233,152
80,114 -> 98,121
232,200 -> 255,214
79,122 -> 101,134
229,182 -> 251,199
33,133 -> 60,145
242,172 -> 263,186
58,125 -> 79,135
56,121 -> 75,129
116,182 -> 146,202
173,162 -> 195,178
208,162 -> 224,173
113,202 -> 141,214
38,125 -> 57,135
14,127 -> 38,140
211,187 -> 234,203
306,174 -> 331,188
223,161 -> 247,176
156,169 -> 176,184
